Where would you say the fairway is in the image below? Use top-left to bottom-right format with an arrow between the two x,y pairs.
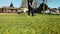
0,13 -> 60,34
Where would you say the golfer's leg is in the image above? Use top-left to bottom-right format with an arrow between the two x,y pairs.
28,9 -> 30,16
31,8 -> 34,16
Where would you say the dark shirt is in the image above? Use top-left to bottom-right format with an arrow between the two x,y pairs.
28,0 -> 33,8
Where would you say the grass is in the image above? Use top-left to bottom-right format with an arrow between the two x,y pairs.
0,13 -> 60,34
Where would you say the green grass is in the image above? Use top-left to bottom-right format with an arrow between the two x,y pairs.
0,13 -> 60,34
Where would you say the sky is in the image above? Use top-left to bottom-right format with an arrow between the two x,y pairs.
0,0 -> 60,8
0,0 -> 22,8
47,0 -> 60,8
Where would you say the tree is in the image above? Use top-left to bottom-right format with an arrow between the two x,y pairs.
42,0 -> 47,14
38,0 -> 51,14
39,3 -> 48,13
58,7 -> 60,13
0,8 -> 2,13
21,0 -> 28,8
58,7 -> 60,10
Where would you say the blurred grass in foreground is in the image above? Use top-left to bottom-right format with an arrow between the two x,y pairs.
0,13 -> 60,34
